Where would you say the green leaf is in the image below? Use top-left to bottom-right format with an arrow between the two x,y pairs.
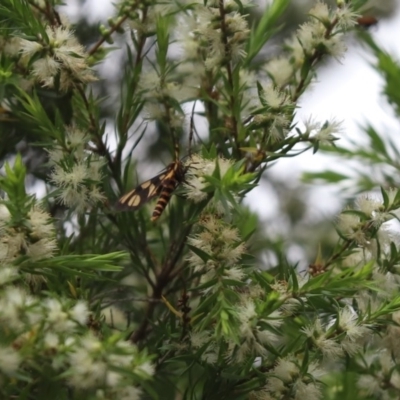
302,170 -> 349,183
245,0 -> 291,64
187,245 -> 212,263
381,187 -> 389,208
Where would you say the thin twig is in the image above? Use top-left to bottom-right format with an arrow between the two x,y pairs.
218,0 -> 240,158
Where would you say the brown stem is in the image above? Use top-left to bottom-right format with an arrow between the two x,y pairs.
129,226 -> 193,343
218,0 -> 240,158
293,17 -> 340,102
28,0 -> 60,26
88,15 -> 128,56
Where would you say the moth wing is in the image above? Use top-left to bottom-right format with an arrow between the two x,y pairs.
116,173 -> 167,211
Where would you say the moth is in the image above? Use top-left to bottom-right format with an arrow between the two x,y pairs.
116,159 -> 187,221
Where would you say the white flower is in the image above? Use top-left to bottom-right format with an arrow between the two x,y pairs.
1,232 -> 27,262
322,35 -> 348,59
68,356 -> 107,389
303,117 -> 321,135
0,204 -> 11,229
273,358 -> 298,382
27,238 -> 57,260
238,299 -> 256,325
184,155 -> 229,203
56,163 -> 88,188
313,119 -> 343,145
393,310 -> 400,325
44,332 -> 59,349
28,206 -> 54,239
187,214 -> 246,279
190,331 -> 211,348
44,298 -> 75,332
57,185 -> 87,211
294,379 -> 322,400
336,5 -> 360,29
201,349 -> 218,364
338,307 -> 368,342
260,84 -> 292,109
105,370 -> 121,387
19,38 -> 43,57
0,287 -> 33,330
19,26 -> 96,90
357,374 -> 381,396
390,371 -> 400,390
265,57 -> 293,87
65,127 -> 88,148
0,266 -> 18,286
70,301 -> 89,325
134,361 -> 155,377
226,12 -> 249,33
337,211 -> 360,235
1,36 -> 22,57
51,157 -> 105,213
285,36 -> 305,67
297,21 -> 325,55
108,353 -> 132,369
0,346 -> 21,375
31,56 -> 60,81
371,211 -> 391,227
302,319 -> 343,359
315,336 -> 343,360
309,1 -> 330,24
262,310 -> 283,328
308,361 -> 325,379
343,247 -> 370,268
221,242 -> 246,264
356,196 -> 382,217
184,174 -> 208,203
139,70 -> 161,95
67,333 -> 109,389
265,377 -> 285,395
80,333 -> 102,352
223,266 -> 245,281
117,385 -> 142,400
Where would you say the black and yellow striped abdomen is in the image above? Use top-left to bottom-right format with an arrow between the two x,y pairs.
117,159 -> 186,221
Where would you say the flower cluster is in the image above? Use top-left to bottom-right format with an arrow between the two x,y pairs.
330,191 -> 400,398
184,154 -> 234,204
251,83 -> 295,140
355,309 -> 400,397
303,117 -> 343,146
18,24 -> 96,91
67,333 -> 154,398
186,213 -> 246,287
0,287 -> 86,378
178,0 -> 250,71
49,125 -> 105,213
260,357 -> 325,400
139,69 -> 196,126
188,289 -> 283,365
270,1 -> 359,88
357,350 -> 400,398
337,193 -> 394,256
0,203 -> 57,263
248,2 -> 357,146
0,284 -> 153,399
226,298 -> 281,363
301,307 -> 368,360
